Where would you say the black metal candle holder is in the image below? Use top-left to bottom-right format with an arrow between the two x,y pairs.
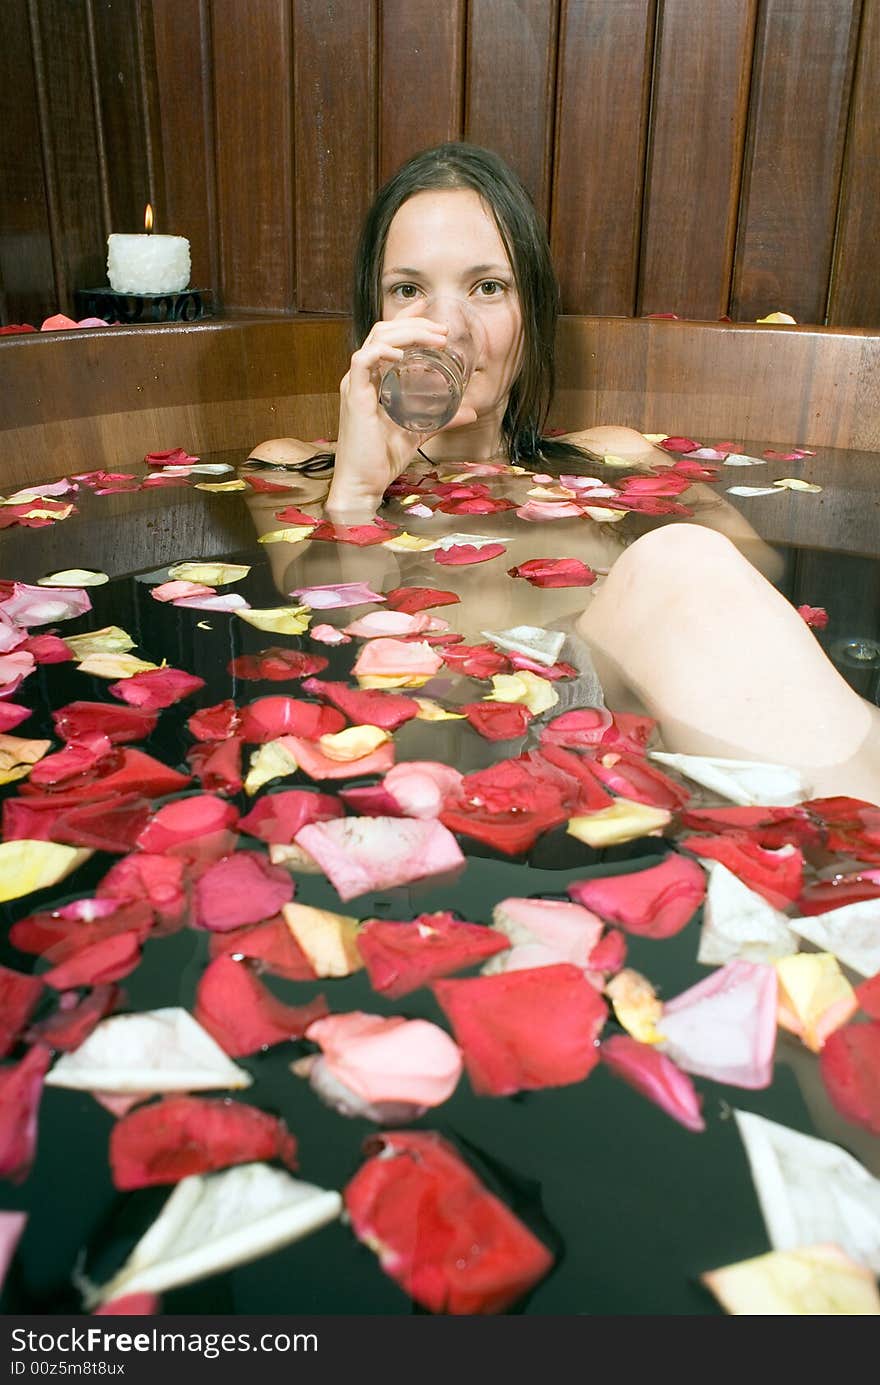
74,288 -> 214,324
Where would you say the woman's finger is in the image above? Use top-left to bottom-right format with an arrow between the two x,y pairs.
363,318 -> 449,351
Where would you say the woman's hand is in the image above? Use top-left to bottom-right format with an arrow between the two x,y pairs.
326,309 -> 478,519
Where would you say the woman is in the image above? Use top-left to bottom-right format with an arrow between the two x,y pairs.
249,142 -> 880,803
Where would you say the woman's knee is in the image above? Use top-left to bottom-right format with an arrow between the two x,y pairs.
616,522 -> 746,587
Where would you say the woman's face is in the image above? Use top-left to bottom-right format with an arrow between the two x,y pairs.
380,189 -> 523,428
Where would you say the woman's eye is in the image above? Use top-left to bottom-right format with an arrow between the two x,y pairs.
475,280 -> 505,297
391,284 -> 422,301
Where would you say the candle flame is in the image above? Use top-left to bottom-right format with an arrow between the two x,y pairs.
144,204 -> 154,234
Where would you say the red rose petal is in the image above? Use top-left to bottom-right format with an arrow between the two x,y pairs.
441,757 -> 572,855
109,1095 -> 298,1189
804,796 -> 880,862
568,855 -> 706,938
0,967 -> 44,1058
193,851 -> 294,932
358,912 -> 509,998
28,736 -> 114,789
98,854 -> 188,930
186,736 -> 244,794
658,436 -> 700,453
51,795 -> 152,854
272,504 -> 319,527
680,833 -> 803,909
856,974 -> 880,1020
299,679 -> 419,731
540,707 -> 614,749
10,901 -> 153,964
618,472 -> 692,497
208,916 -> 316,981
338,784 -> 404,817
19,749 -> 191,803
437,496 -> 517,515
344,1130 -> 554,1314
434,543 -> 506,566
227,649 -> 328,681
507,558 -> 597,588
194,956 -> 327,1056
819,1021 -> 880,1135
530,745 -> 614,813
440,643 -> 512,680
600,1034 -> 705,1132
0,1045 -> 51,1182
678,803 -> 821,850
797,604 -> 829,630
384,587 -> 460,614
20,634 -> 73,665
310,520 -> 399,545
135,794 -> 239,854
108,668 -> 206,710
43,932 -> 143,990
797,875 -> 880,916
25,985 -> 122,1052
237,789 -> 343,844
52,701 -> 158,745
284,735 -> 395,781
587,750 -> 690,811
186,700 -> 241,742
434,964 -> 607,1096
462,703 -> 532,742
0,704 -> 31,732
238,697 -> 345,743
586,928 -> 627,975
144,448 -> 198,466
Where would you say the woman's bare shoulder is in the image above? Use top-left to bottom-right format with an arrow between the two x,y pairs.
248,437 -> 335,466
557,424 -> 667,463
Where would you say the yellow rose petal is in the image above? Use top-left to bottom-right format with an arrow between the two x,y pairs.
167,561 -> 250,586
258,526 -> 314,545
243,739 -> 299,796
281,902 -> 363,977
64,626 -> 136,659
0,735 -> 52,784
583,505 -> 627,522
194,479 -> 247,492
486,671 -> 558,716
77,652 -> 159,679
413,698 -> 466,722
643,434 -> 668,444
605,969 -> 665,1044
702,1245 -> 879,1315
356,673 -> 432,690
267,842 -> 323,874
237,605 -> 310,635
38,569 -> 109,587
527,485 -> 577,500
600,453 -> 636,468
317,725 -> 391,762
756,311 -> 797,325
775,952 -> 858,1053
567,799 -> 671,847
773,477 -> 823,493
0,840 -> 93,903
12,504 -> 75,522
381,532 -> 439,553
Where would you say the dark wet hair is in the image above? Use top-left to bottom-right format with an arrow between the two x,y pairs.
353,142 -> 594,469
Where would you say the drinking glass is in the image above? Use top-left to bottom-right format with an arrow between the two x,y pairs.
379,296 -> 485,433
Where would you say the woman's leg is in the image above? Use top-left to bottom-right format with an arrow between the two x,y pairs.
577,524 -> 880,803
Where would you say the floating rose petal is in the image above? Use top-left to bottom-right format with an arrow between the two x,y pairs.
352,638 -> 443,680
440,643 -> 511,679
20,634 -> 73,665
306,1012 -> 462,1113
819,1020 -> 880,1135
462,702 -> 532,741
236,606 -> 310,636
679,803 -> 820,850
93,1294 -> 161,1316
172,592 -> 250,613
659,961 -> 777,1088
43,931 -> 143,990
226,649 -> 328,682
238,696 -> 344,744
294,816 -> 464,901
209,916 -> 316,981
384,586 -> 460,614
789,900 -> 880,978
98,854 -> 188,930
382,761 -> 462,818
0,704 -> 30,732
358,912 -> 508,998
806,795 -> 880,862
441,757 -> 573,855
243,739 -> 299,796
310,519 -> 399,545
566,798 -> 671,847
0,1045 -> 51,1182
136,795 -> 239,854
658,436 -> 700,453
540,707 -> 614,749
0,1212 -> 27,1292
486,671 -> 557,716
434,964 -> 607,1096
53,701 -> 157,745
0,650 -> 36,697
568,855 -> 705,938
282,733 -> 395,781
10,900 -> 153,963
587,750 -> 690,811
857,973 -> 880,1020
193,852 -> 293,932
108,668 -> 205,710
587,928 -> 627,975
238,789 -> 342,845
798,874 -> 880,916
0,966 -> 44,1057
289,582 -> 385,609
186,736 -> 243,794
343,610 -> 447,639
144,448 -> 199,466
110,1095 -> 298,1189
697,861 -> 798,966
0,840 -> 91,904
434,543 -> 506,566
776,953 -> 858,1053
600,1035 -> 704,1132
151,580 -> 215,603
650,751 -> 807,807
194,956 -> 327,1056
507,557 -> 596,588
281,902 -> 362,977
344,1130 -> 554,1314
300,679 -> 419,731
702,1244 -> 880,1316
485,898 -> 603,977
797,604 -> 829,628
272,505 -> 319,527
0,583 -> 91,627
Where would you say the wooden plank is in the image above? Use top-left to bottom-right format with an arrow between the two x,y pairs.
31,0 -> 106,309
465,0 -> 557,220
379,0 -> 465,184
639,0 -> 757,319
828,0 -> 880,326
293,0 -> 377,313
0,0 -> 55,324
211,0 -> 294,312
731,0 -> 861,324
88,0 -> 154,237
550,0 -> 655,314
149,0 -> 216,293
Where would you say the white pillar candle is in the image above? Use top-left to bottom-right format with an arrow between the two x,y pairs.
107,233 -> 191,294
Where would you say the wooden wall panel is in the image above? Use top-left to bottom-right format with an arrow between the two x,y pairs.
293,0 -> 377,313
31,0 -> 107,308
212,0 -> 294,312
149,0 -> 216,293
550,0 -> 655,315
379,0 -> 465,184
828,0 -> 880,326
0,0 -> 55,324
88,0 -> 156,238
466,0 -> 558,220
731,0 -> 862,325
639,0 -> 756,319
